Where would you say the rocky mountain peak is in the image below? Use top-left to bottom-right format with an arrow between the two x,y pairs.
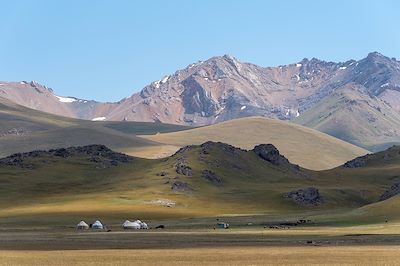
361,51 -> 399,68
366,51 -> 386,60
26,80 -> 53,93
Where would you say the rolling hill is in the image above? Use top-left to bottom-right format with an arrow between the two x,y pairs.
0,97 -> 368,170
141,117 -> 368,170
0,142 -> 398,226
0,97 -> 189,159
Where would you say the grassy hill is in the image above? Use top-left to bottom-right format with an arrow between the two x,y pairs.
295,85 -> 400,152
0,142 -> 399,226
0,97 -> 189,158
141,116 -> 368,170
0,98 -> 368,170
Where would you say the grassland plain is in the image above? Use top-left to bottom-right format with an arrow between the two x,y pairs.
1,221 -> 400,265
1,246 -> 400,266
141,116 -> 368,170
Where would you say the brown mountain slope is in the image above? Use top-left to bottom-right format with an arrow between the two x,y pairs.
295,84 -> 400,151
0,81 -> 116,120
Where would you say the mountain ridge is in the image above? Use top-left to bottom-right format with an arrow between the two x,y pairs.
1,51 -> 400,150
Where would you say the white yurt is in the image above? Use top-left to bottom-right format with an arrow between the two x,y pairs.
92,220 -> 104,229
122,220 -> 141,229
133,219 -> 149,229
141,222 -> 148,229
76,220 -> 89,230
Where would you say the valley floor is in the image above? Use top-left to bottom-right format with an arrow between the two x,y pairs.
1,223 -> 400,265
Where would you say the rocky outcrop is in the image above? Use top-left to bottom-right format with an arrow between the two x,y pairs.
174,158 -> 193,176
379,183 -> 400,201
171,181 -> 192,192
201,169 -> 222,185
343,154 -> 369,168
173,145 -> 195,156
253,144 -> 289,166
200,141 -> 243,157
253,144 -> 300,172
0,145 -> 132,168
284,187 -> 323,206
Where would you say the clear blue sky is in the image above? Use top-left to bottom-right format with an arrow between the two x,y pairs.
0,0 -> 398,101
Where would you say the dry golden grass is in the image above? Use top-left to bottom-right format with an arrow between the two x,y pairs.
141,117 -> 368,170
120,144 -> 182,159
1,246 -> 399,266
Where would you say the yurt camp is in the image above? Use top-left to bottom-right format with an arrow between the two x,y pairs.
122,220 -> 141,230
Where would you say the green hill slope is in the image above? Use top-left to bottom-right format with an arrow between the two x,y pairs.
0,142 -> 399,225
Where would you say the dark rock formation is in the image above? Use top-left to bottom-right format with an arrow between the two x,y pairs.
171,181 -> 192,192
201,169 -> 222,185
379,183 -> 400,201
285,187 -> 323,206
253,144 -> 289,166
173,145 -> 195,156
200,141 -> 243,157
174,158 -> 193,176
253,144 -> 300,172
343,154 -> 369,168
0,145 -> 132,168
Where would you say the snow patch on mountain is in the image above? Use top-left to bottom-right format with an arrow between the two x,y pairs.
55,96 -> 77,103
92,117 -> 106,121
161,75 -> 170,84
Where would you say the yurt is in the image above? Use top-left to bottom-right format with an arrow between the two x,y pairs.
133,220 -> 149,229
76,220 -> 89,230
122,220 -> 141,229
92,220 -> 104,230
141,222 -> 148,229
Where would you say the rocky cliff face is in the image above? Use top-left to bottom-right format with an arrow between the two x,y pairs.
104,52 -> 400,126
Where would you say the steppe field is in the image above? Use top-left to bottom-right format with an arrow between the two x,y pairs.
1,218 -> 400,265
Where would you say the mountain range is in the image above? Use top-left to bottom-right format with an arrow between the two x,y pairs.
1,51 -> 400,150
